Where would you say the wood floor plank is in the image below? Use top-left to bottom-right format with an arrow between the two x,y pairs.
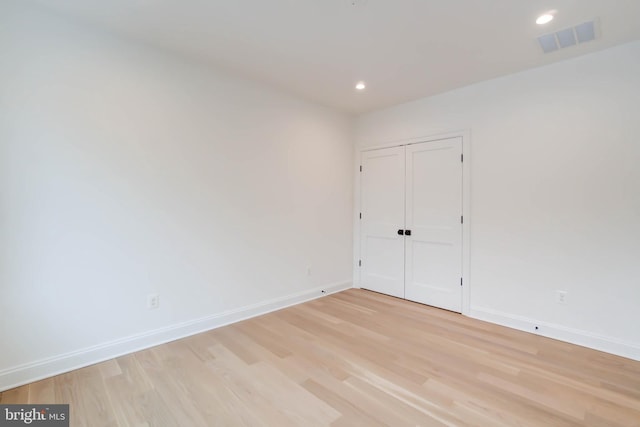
55,365 -> 118,427
0,384 -> 29,403
2,289 -> 639,426
27,377 -> 55,403
302,378 -> 387,427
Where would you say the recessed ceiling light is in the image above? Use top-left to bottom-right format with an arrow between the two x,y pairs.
536,14 -> 554,25
355,81 -> 366,90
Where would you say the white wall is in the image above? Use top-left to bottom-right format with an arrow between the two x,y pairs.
355,41 -> 640,360
0,1 -> 353,389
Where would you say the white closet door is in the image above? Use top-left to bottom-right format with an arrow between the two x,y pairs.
405,138 -> 463,312
360,146 -> 405,298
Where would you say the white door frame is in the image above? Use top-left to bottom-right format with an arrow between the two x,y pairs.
353,130 -> 471,315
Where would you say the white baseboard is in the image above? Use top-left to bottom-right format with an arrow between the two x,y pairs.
469,306 -> 640,361
0,281 -> 352,392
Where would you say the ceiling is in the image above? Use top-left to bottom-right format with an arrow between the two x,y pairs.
29,0 -> 640,114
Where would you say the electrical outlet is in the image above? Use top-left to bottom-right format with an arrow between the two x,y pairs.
307,267 -> 312,276
147,293 -> 160,310
556,290 -> 567,305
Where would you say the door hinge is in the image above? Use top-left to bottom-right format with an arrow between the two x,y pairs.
359,165 -> 362,172
461,277 -> 463,287
358,260 -> 362,267
461,216 -> 464,224
359,212 -> 362,219
461,153 -> 464,163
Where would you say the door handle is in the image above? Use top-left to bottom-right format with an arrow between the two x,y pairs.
397,229 -> 404,236
405,230 -> 412,236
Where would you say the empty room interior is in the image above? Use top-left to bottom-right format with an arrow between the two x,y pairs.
1,0 -> 640,425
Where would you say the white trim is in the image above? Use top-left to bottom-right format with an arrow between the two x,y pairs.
0,281 -> 352,392
358,129 -> 470,152
354,130 -> 471,315
461,130 -> 471,315
469,306 -> 640,361
353,141 -> 363,288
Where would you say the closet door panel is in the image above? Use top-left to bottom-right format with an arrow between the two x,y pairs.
360,146 -> 405,298
405,138 -> 463,312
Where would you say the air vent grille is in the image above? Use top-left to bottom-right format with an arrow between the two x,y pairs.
537,20 -> 597,54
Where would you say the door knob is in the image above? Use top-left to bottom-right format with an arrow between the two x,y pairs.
397,229 -> 404,235
405,230 -> 412,236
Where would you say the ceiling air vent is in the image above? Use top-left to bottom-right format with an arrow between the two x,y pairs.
537,20 -> 597,54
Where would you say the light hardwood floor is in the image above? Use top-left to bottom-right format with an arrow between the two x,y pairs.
2,289 -> 639,426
